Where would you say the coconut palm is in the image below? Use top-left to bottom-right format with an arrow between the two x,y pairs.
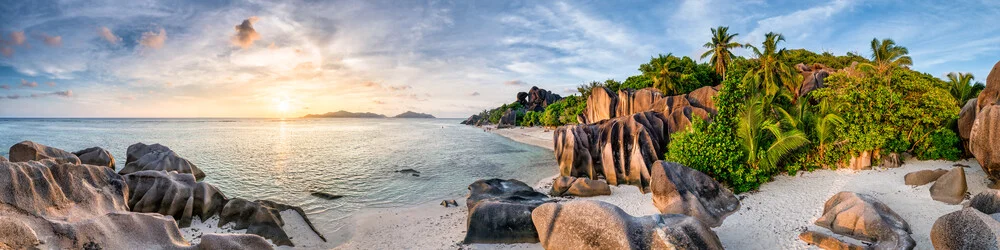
737,95 -> 810,171
946,72 -> 984,105
869,38 -> 912,75
744,32 -> 792,97
701,26 -> 744,79
643,54 -> 684,95
576,81 -> 602,98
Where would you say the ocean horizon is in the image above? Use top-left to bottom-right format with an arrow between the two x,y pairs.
0,118 -> 557,246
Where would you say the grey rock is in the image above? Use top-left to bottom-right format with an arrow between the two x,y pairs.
970,189 -> 1000,214
903,169 -> 949,186
119,149 -> 206,180
73,147 -> 116,169
123,170 -> 227,227
650,161 -> 739,227
931,207 -> 1000,249
8,140 -> 80,164
463,178 -> 550,244
930,167 -> 967,205
813,192 -> 915,250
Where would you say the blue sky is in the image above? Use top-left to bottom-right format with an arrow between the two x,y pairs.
0,0 -> 997,118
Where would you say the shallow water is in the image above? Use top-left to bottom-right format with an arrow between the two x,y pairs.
0,118 -> 556,245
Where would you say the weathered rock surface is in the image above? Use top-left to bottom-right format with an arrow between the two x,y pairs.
125,142 -> 173,165
881,152 -> 902,169
650,161 -> 739,227
531,200 -> 723,250
929,167 -> 967,205
903,169 -> 949,186
196,233 -> 276,249
666,105 -> 711,134
810,192 -> 915,250
959,98 -> 979,140
616,88 -> 664,118
219,198 -> 327,246
8,140 -> 81,164
519,86 -> 563,112
971,104 -> 1000,181
119,145 -> 206,180
0,155 -> 5,162
976,60 -> 1000,111
970,189 -> 1000,214
554,112 -> 670,191
796,63 -> 835,98
498,108 -> 518,128
123,170 -> 227,227
580,86 -> 618,124
798,231 -> 866,250
0,160 -> 270,249
464,178 -> 550,244
549,176 -> 611,197
554,124 -> 597,179
73,146 -> 116,169
686,85 -> 719,111
931,207 -> 1000,249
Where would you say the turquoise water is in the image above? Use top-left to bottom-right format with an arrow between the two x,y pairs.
0,118 -> 556,244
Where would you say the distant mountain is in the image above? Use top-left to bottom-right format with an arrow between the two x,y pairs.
393,111 -> 435,118
302,110 -> 387,118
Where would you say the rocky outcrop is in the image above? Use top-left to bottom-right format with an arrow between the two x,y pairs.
903,169 -> 949,186
805,192 -> 915,250
970,104 -> 1000,181
799,231 -> 866,250
73,146 -> 116,169
930,167 -> 967,204
931,207 -> 1000,249
498,108 -> 518,128
519,86 -> 563,112
549,176 -> 611,197
554,125 -> 597,179
0,160 -> 270,249
970,189 -> 1000,214
120,143 -> 206,180
531,200 -> 724,250
123,170 -> 227,227
219,198 -> 327,247
959,98 -> 979,140
881,152 -> 902,168
0,155 -> 5,162
653,94 -> 693,117
463,178 -> 550,244
554,112 -> 670,191
666,105 -> 711,134
650,161 -> 739,227
8,140 -> 81,164
796,63 -> 835,98
616,88 -> 663,118
580,86 -> 618,124
976,60 -> 1000,111
460,113 -> 483,125
686,85 -> 719,112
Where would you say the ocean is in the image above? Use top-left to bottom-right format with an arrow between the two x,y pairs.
0,118 -> 556,244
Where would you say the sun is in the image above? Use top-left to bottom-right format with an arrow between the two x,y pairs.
276,100 -> 290,113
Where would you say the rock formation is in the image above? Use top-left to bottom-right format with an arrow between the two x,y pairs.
795,63 -> 836,98
959,98 -> 978,140
0,155 -> 6,161
531,200 -> 724,250
580,86 -> 618,124
549,176 -> 611,197
554,124 -> 597,179
219,198 -> 327,246
123,170 -> 227,227
498,108 -> 518,128
970,189 -> 1000,214
73,146 -> 116,169
8,140 -> 81,164
971,104 -> 1000,181
519,86 -> 563,112
976,60 -> 1000,111
929,167 -> 967,204
650,161 -> 739,228
801,192 -> 915,250
616,88 -> 663,118
120,143 -> 206,180
931,207 -> 1000,249
686,85 -> 719,112
903,169 -> 949,186
0,160 -> 271,249
463,178 -> 550,244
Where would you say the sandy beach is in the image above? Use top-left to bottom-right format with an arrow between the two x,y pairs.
337,127 -> 992,249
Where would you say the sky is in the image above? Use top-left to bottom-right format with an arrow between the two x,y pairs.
0,0 -> 998,118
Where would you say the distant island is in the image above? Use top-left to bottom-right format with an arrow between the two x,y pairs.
393,111 -> 435,118
302,110 -> 435,119
302,110 -> 387,118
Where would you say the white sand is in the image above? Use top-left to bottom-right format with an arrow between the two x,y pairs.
180,209 -> 329,249
337,128 -> 993,250
487,126 -> 554,150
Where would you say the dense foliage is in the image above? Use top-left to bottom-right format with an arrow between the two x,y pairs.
622,74 -> 652,90
782,49 -> 869,69
540,95 -> 586,126
639,54 -> 720,95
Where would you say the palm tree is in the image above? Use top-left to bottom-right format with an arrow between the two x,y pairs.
701,26 -> 744,79
946,72 -> 984,105
737,95 -> 810,171
810,100 -> 845,162
644,54 -> 684,95
869,38 -> 912,75
576,81 -> 602,97
744,32 -> 792,97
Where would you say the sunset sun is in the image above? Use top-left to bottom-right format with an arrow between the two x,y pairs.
276,100 -> 290,113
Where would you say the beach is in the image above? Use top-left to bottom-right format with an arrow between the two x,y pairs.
338,127 -> 990,249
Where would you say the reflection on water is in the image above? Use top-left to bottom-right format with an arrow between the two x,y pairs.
0,118 -> 556,244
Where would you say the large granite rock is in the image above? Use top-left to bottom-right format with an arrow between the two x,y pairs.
931,207 -> 1000,249
0,160 -> 269,249
123,170 -> 228,227
808,192 -> 915,250
531,200 -> 723,250
554,125 -> 597,179
498,108 -> 519,128
463,178 -> 550,244
549,176 -> 611,197
686,85 -> 719,112
959,98 -> 979,140
615,88 -> 663,118
976,60 -> 1000,111
219,198 -> 327,246
120,147 -> 206,180
73,146 -> 116,169
799,231 -> 866,250
903,169 -> 949,186
580,86 -> 618,124
125,142 -> 173,165
653,94 -> 693,117
0,155 -> 6,162
521,86 -> 562,112
8,140 -> 81,164
595,112 -> 670,190
666,106 -> 711,134
650,161 -> 739,227
929,167 -> 967,205
970,189 -> 1000,214
970,104 -> 1000,181
796,63 -> 834,98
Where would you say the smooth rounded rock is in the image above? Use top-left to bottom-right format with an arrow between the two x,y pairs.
930,167 -> 967,204
73,147 -> 116,169
813,192 -> 915,249
8,140 -> 80,164
903,169 -> 949,186
971,104 -> 1000,181
931,207 -> 1000,249
650,161 -> 739,228
463,178 -> 550,244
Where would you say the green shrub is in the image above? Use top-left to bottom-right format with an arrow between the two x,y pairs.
622,74 -> 652,90
915,127 -> 961,161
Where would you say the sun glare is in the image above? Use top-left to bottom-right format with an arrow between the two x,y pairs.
277,100 -> 290,113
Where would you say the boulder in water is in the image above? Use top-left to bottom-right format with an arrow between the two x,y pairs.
8,140 -> 81,164
463,178 -> 550,244
929,167 -> 967,204
931,207 -> 1000,249
123,170 -> 227,227
125,142 -> 173,165
650,161 -> 739,227
531,200 -> 724,250
73,146 -> 116,169
219,198 -> 327,246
